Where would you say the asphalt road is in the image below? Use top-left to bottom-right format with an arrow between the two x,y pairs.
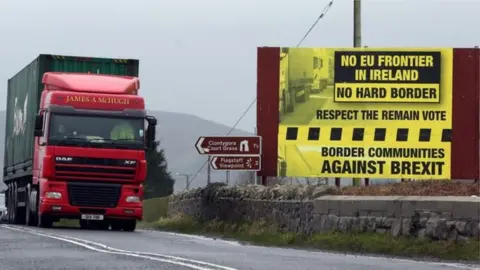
0,225 -> 478,270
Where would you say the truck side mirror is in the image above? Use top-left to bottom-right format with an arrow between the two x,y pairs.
145,115 -> 157,126
34,115 -> 44,137
145,115 -> 157,150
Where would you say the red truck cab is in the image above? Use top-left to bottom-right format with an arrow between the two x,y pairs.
27,72 -> 156,231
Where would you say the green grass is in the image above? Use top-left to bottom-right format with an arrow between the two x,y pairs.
151,214 -> 480,262
142,196 -> 170,222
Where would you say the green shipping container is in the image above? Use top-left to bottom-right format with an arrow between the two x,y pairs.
3,54 -> 140,182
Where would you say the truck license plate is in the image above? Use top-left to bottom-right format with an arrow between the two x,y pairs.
81,214 -> 104,221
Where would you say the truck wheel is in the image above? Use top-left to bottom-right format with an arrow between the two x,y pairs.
122,220 -> 136,232
31,188 -> 39,226
281,90 -> 287,114
9,183 -> 15,223
15,183 -> 26,225
25,190 -> 31,226
38,214 -> 53,228
12,182 -> 23,224
25,184 -> 35,226
111,220 -> 122,231
286,91 -> 294,113
11,183 -> 17,223
6,183 -> 12,223
99,221 -> 110,230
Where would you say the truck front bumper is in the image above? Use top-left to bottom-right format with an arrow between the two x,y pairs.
40,203 -> 142,221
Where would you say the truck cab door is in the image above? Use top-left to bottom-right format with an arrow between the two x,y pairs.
33,112 -> 48,185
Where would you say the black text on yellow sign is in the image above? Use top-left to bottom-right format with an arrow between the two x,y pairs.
317,146 -> 449,179
333,51 -> 442,103
320,159 -> 446,178
334,83 -> 440,103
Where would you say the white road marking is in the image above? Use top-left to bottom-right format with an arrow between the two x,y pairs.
2,225 -> 478,270
139,229 -> 242,246
1,225 -> 238,270
39,230 -> 239,270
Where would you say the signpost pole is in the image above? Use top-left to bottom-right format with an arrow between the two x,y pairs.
254,126 -> 260,185
207,156 -> 211,184
352,0 -> 362,187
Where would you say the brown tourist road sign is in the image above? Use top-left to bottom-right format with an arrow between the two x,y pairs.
209,156 -> 261,171
195,136 -> 261,155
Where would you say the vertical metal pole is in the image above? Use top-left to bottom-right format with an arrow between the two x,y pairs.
207,156 -> 211,184
352,0 -> 362,187
186,175 -> 190,190
354,0 -> 362,48
226,171 -> 230,185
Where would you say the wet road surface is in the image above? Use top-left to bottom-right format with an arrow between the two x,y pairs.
0,224 -> 478,270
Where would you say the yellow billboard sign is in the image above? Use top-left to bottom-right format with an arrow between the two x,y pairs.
277,47 -> 452,179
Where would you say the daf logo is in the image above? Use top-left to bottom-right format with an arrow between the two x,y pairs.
56,157 -> 73,162
124,160 -> 136,165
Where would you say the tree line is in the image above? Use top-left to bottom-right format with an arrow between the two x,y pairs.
144,140 -> 175,199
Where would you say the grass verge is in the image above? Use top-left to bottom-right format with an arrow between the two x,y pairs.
143,196 -> 170,222
150,214 -> 480,262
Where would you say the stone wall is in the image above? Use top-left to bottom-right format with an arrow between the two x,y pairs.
168,184 -> 480,241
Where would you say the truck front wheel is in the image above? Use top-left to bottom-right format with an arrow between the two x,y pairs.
122,220 -> 136,232
13,182 -> 26,225
38,214 -> 53,228
25,185 -> 37,226
111,220 -> 122,231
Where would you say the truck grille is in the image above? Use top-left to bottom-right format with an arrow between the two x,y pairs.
67,182 -> 121,208
55,157 -> 137,181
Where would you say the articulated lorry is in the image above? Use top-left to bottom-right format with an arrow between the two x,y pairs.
3,54 -> 157,232
279,48 -> 314,116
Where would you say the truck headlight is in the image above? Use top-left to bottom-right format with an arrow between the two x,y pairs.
45,192 -> 62,199
126,196 -> 140,203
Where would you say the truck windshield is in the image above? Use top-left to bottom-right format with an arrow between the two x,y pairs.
48,113 -> 145,150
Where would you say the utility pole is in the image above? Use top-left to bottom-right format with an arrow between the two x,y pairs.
354,0 -> 361,48
226,171 -> 230,185
207,156 -> 211,184
352,0 -> 362,187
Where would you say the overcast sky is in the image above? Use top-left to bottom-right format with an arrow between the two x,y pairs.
0,0 -> 479,132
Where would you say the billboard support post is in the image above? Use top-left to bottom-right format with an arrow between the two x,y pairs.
352,0 -> 362,187
207,155 -> 211,185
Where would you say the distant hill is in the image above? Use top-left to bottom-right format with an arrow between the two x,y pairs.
0,110 -> 252,192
